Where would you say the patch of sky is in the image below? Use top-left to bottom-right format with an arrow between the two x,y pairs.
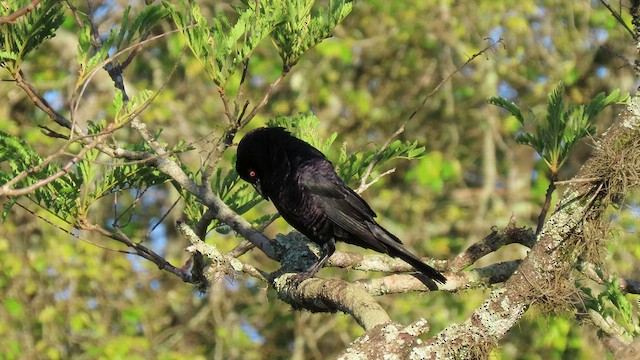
241,320 -> 265,344
498,81 -> 518,100
44,90 -> 64,112
54,286 -> 71,301
127,253 -> 146,272
489,26 -> 504,41
150,279 -> 161,291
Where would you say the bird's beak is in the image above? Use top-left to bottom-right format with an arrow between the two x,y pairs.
253,179 -> 267,200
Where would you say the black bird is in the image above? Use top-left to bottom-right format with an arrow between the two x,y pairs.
236,127 -> 446,284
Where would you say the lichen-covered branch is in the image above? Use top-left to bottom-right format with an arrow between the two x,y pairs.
273,274 -> 391,331
128,117 -> 279,260
356,261 -> 521,296
177,221 -> 267,284
343,94 -> 640,358
412,96 -> 640,357
338,320 -> 429,359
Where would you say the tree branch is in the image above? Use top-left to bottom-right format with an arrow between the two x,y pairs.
129,117 -> 279,261
0,0 -> 41,25
78,219 -> 193,283
177,221 -> 268,285
273,274 -> 391,331
413,95 -> 640,358
0,123 -> 116,196
356,261 -> 521,296
357,38 -> 505,193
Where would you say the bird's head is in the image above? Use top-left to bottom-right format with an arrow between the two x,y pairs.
236,127 -> 291,199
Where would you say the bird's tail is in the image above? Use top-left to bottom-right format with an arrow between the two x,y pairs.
368,223 -> 446,284
392,248 -> 447,284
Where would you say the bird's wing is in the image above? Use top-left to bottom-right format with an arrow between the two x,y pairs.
298,161 -> 446,284
298,162 -> 376,218
298,162 -> 400,253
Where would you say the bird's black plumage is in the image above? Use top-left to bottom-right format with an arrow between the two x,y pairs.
236,127 -> 446,284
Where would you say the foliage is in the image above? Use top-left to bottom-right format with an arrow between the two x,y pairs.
0,0 -> 638,359
578,271 -> 640,341
0,0 -> 64,71
0,130 -> 83,221
270,0 -> 352,68
267,112 -> 425,185
75,4 -> 167,92
0,128 -> 174,223
164,0 -> 351,85
488,83 -> 628,175
268,112 -> 338,154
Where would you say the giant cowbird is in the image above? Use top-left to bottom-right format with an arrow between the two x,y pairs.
236,127 -> 446,284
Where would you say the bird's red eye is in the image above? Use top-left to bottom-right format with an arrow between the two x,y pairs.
249,170 -> 256,178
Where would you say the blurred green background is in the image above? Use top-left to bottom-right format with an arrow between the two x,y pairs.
1,0 -> 638,359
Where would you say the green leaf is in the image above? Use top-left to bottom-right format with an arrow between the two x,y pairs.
164,0 -> 284,85
490,82 -> 626,175
4,298 -> 24,318
0,0 -> 65,67
487,96 -> 525,125
113,90 -> 124,114
271,0 -> 352,67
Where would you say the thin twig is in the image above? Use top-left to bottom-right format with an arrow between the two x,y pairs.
356,168 -> 395,194
15,202 -> 133,255
64,0 -> 83,27
234,58 -> 251,124
407,38 -> 505,123
357,38 -> 505,192
599,45 -> 634,68
121,33 -> 150,70
218,86 -> 234,124
536,173 -> 558,235
0,123 -> 116,196
599,0 -> 636,40
79,219 -> 194,283
0,0 -> 41,25
554,177 -> 602,185
71,27 -> 187,122
240,68 -> 290,127
145,197 -> 181,241
580,262 -> 640,295
227,215 -> 279,258
357,127 -> 404,193
14,70 -> 71,128
113,187 -> 150,227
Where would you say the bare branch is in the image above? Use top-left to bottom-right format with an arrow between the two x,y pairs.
15,202 -> 133,255
535,173 -> 557,235
14,70 -> 71,128
599,0 -> 636,40
447,219 -> 535,272
325,219 -> 533,275
358,38 -> 505,192
356,168 -> 395,194
240,68 -> 290,127
580,262 -> 640,295
78,219 -> 194,283
356,261 -> 521,296
178,221 -> 268,285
